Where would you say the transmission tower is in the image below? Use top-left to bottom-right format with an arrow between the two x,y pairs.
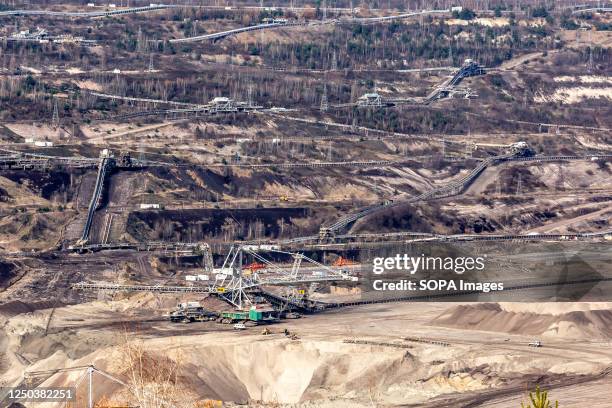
248,84 -> 254,108
138,139 -> 145,162
52,98 -> 60,128
320,84 -> 329,112
441,138 -> 446,157
136,26 -> 143,52
322,0 -> 327,20
556,164 -> 565,191
516,173 -> 522,196
585,27 -> 595,72
587,47 -> 594,72
331,52 -> 338,71
496,179 -> 501,196
148,53 -> 154,72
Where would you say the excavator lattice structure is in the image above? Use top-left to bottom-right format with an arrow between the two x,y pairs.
73,245 -> 357,311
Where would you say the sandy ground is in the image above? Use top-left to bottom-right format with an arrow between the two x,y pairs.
87,122 -> 187,142
455,160 -> 612,232
4,124 -> 65,142
534,87 -> 612,104
554,75 -> 612,84
526,206 -> 612,233
500,51 -> 545,70
478,378 -> 612,407
1,299 -> 612,407
446,17 -> 510,27
561,29 -> 612,49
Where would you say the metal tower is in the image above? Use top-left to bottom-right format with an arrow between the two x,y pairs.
331,52 -> 338,71
585,27 -> 594,72
148,53 -> 154,72
587,47 -> 594,72
556,164 -> 565,191
52,98 -> 60,128
320,84 -> 329,112
248,84 -> 254,108
516,173 -> 522,195
136,26 -> 143,52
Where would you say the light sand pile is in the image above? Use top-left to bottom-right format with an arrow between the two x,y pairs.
2,300 -> 611,407
432,303 -> 612,339
534,87 -> 612,104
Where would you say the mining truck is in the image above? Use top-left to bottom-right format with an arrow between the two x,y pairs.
169,302 -> 217,323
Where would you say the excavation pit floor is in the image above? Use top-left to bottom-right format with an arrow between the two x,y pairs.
2,300 -> 612,407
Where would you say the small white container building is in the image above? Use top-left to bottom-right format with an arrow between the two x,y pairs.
139,203 -> 161,210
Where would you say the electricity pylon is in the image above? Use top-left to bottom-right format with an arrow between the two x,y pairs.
52,98 -> 60,128
320,84 -> 329,112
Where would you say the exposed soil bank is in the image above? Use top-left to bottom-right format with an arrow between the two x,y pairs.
432,303 -> 612,339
